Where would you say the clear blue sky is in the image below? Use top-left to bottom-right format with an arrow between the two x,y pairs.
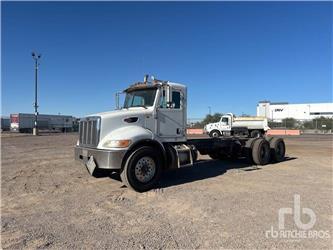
2,2 -> 332,118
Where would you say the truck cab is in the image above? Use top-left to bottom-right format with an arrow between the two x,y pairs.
204,113 -> 235,137
75,76 -> 193,191
218,113 -> 233,131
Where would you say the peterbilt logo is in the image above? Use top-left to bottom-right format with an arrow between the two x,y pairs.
275,109 -> 284,112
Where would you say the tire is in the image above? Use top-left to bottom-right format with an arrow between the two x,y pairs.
209,130 -> 221,138
269,138 -> 285,162
244,138 -> 259,164
252,138 -> 270,165
250,130 -> 261,138
120,146 -> 162,192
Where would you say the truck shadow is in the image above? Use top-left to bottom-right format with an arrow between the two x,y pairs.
100,157 -> 296,189
157,156 -> 296,189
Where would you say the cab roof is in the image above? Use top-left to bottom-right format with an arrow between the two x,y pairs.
124,80 -> 186,93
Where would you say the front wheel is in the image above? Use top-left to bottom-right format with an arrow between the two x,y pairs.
120,146 -> 162,192
209,130 -> 221,138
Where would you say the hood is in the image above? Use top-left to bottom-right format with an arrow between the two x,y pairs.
87,107 -> 153,119
85,107 -> 154,140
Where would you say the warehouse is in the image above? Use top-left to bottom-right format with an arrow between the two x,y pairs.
257,101 -> 333,122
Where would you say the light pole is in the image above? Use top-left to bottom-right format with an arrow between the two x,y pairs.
32,52 -> 41,135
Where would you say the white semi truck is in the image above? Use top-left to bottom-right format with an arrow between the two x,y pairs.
204,113 -> 270,138
75,76 -> 285,192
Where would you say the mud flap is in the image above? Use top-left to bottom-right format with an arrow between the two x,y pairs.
85,156 -> 96,175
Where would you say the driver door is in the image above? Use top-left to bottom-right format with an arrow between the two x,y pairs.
157,88 -> 185,140
219,116 -> 231,131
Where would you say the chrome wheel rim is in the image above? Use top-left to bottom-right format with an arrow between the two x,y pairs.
134,156 -> 156,183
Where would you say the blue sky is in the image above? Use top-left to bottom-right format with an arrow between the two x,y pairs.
2,2 -> 332,118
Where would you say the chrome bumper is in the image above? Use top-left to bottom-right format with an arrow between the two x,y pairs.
74,146 -> 126,169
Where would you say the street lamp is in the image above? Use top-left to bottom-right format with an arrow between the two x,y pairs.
32,52 -> 41,135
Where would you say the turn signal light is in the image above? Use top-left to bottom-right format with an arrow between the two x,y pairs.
103,139 -> 132,148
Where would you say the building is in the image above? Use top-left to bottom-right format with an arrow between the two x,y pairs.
257,101 -> 333,122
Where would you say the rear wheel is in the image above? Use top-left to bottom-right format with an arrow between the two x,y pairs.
252,138 -> 270,165
269,138 -> 285,162
120,146 -> 162,192
209,130 -> 221,138
250,130 -> 261,138
245,138 -> 259,164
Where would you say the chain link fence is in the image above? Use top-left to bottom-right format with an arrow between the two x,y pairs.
269,118 -> 333,131
188,117 -> 333,133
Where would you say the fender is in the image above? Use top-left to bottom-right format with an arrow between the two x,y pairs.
122,139 -> 167,170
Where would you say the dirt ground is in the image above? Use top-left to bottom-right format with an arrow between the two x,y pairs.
1,133 -> 332,249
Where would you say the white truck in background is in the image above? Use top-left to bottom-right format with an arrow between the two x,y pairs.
204,113 -> 270,138
75,76 -> 285,192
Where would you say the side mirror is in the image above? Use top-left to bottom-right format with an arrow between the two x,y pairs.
165,85 -> 172,108
115,91 -> 124,110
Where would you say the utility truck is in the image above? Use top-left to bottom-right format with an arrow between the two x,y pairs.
204,113 -> 270,138
75,76 -> 285,192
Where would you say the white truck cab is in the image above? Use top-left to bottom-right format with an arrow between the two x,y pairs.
75,76 -> 285,192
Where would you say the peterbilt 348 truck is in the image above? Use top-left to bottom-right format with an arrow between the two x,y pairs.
75,76 -> 285,192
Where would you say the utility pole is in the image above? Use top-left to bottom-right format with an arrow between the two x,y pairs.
208,106 -> 211,115
32,52 -> 41,135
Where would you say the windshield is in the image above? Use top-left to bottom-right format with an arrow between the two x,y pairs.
123,88 -> 157,108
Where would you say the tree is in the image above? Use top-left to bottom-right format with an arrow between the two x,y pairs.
190,113 -> 223,128
282,118 -> 297,129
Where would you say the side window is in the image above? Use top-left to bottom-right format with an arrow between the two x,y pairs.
159,90 -> 181,109
222,117 -> 229,124
172,91 -> 181,109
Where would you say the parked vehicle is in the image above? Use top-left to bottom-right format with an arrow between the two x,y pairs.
1,117 -> 10,131
204,113 -> 270,138
10,113 -> 74,133
75,76 -> 285,192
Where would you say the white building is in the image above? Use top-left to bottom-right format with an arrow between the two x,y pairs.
257,101 -> 333,122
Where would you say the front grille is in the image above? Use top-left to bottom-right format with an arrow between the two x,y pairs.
79,116 -> 101,147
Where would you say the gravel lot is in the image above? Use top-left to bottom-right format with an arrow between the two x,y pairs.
1,133 -> 332,249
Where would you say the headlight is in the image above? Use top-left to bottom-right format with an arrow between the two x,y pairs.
103,139 -> 132,148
